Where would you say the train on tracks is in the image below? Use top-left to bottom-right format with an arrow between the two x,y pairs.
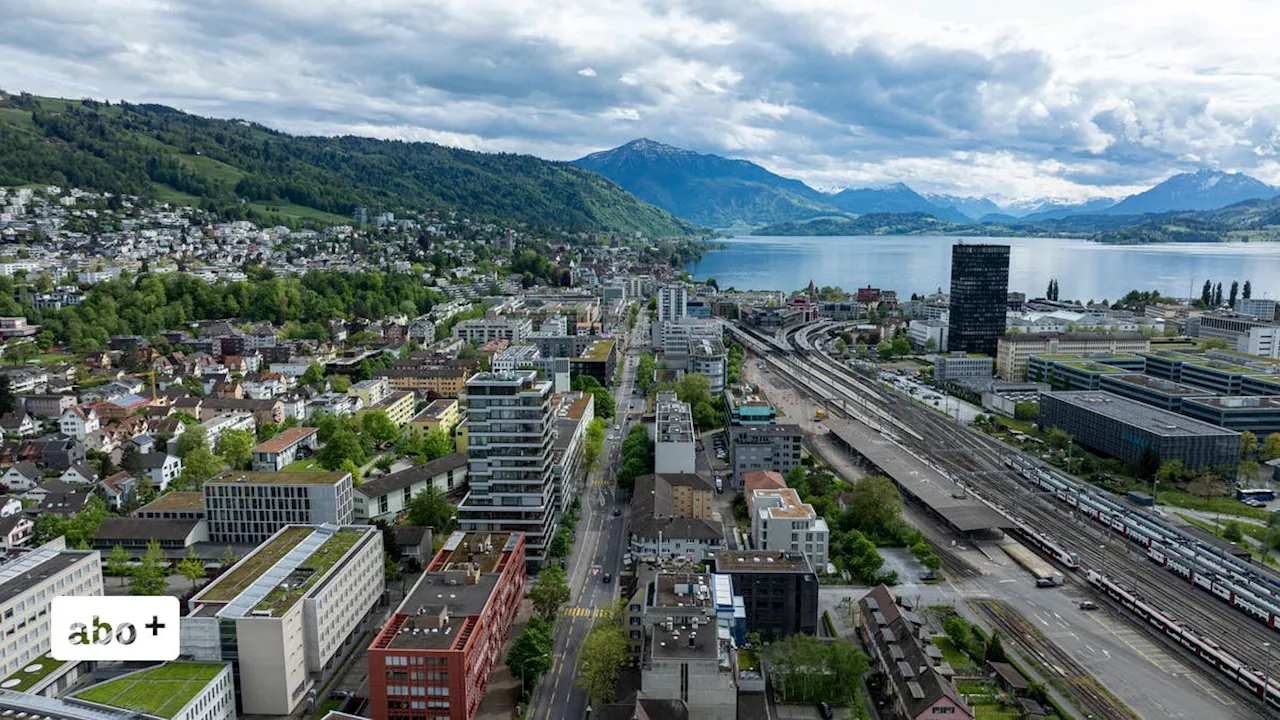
1004,453 -> 1280,634
1087,568 -> 1280,710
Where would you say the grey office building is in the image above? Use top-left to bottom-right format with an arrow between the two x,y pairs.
714,550 -> 818,639
1039,391 -> 1240,470
729,424 -> 803,488
947,244 -> 1010,356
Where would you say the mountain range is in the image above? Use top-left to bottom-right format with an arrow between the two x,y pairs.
573,139 -> 1280,230
0,93 -> 696,236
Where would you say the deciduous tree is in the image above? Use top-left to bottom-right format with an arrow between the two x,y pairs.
529,565 -> 572,622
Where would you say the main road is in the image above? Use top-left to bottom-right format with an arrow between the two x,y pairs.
528,307 -> 646,720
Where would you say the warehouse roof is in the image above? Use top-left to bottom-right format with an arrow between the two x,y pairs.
1042,391 -> 1240,437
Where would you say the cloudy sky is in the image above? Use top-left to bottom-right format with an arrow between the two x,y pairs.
4,0 -> 1280,203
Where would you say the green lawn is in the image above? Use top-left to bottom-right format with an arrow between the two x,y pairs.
285,457 -> 325,472
931,636 -> 974,671
1158,490 -> 1271,521
75,663 -> 225,718
33,352 -> 77,366
249,202 -> 352,226
2,653 -> 65,691
150,182 -> 201,205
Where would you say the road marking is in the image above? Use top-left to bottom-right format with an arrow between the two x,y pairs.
561,606 -> 608,618
1086,613 -> 1235,706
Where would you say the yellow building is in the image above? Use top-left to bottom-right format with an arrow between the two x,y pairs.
373,367 -> 472,397
409,398 -> 461,435
361,391 -> 416,427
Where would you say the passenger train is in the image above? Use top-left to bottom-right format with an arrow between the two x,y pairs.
1003,453 -> 1280,632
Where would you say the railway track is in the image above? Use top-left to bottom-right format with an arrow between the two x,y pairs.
770,321 -> 1280,673
973,599 -> 1139,720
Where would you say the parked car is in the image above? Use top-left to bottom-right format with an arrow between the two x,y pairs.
817,701 -> 834,719
602,573 -> 612,583
1035,578 -> 1058,588
1079,600 -> 1098,610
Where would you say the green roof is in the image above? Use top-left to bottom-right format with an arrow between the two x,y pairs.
252,528 -> 363,614
578,339 -> 616,362
198,526 -> 313,602
210,470 -> 348,485
1035,353 -> 1141,361
1,653 -> 65,692
1057,361 -> 1126,373
74,663 -> 226,719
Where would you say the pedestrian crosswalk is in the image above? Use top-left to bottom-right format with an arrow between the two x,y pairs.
562,606 -> 608,618
591,479 -> 611,487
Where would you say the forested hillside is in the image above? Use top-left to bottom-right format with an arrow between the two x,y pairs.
0,92 -> 696,236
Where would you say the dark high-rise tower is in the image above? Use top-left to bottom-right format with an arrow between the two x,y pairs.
947,243 -> 1010,356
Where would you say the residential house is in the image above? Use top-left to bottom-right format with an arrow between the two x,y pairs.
100,471 -> 138,510
59,462 -> 98,486
857,586 -> 973,720
251,426 -> 320,472
0,496 -> 21,517
25,480 -> 90,516
0,514 -> 33,548
1,461 -> 42,491
392,526 -> 434,567
627,473 -> 724,561
141,453 -> 183,491
0,412 -> 39,438
199,397 -> 285,425
19,394 -> 76,418
59,406 -> 100,440
35,433 -> 85,470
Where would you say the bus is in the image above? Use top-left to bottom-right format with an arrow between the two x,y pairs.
1236,488 -> 1275,503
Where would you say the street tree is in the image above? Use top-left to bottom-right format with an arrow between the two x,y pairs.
507,616 -> 554,700
130,540 -> 169,595
177,548 -> 206,589
547,527 -> 573,558
576,620 -> 628,704
529,565 -> 572,622
1263,433 -> 1280,461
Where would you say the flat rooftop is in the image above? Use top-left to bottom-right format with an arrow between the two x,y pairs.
0,549 -> 92,607
135,491 -> 205,512
579,339 -> 615,362
251,528 -> 364,615
428,531 -> 513,574
1,651 -> 66,692
194,526 -> 314,602
1035,353 -> 1142,362
73,663 -> 225,719
1055,361 -> 1127,373
657,400 -> 694,443
0,691 -> 139,720
714,550 -> 813,574
650,618 -> 718,661
1102,374 -> 1207,396
825,417 -> 1013,533
1042,391 -> 1240,437
653,572 -> 716,608
209,470 -> 347,485
1183,395 -> 1280,410
387,576 -> 500,650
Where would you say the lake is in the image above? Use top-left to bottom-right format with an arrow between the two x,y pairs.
685,236 -> 1280,302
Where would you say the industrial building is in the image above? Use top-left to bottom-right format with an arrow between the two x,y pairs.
1038,391 -> 1241,470
366,532 -> 526,720
1191,311 -> 1280,358
1098,374 -> 1207,412
1180,396 -> 1280,437
1026,355 -> 1140,390
947,244 -> 1009,356
184,524 -> 385,716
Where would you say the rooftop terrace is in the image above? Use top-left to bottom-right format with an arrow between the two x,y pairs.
74,663 -> 226,719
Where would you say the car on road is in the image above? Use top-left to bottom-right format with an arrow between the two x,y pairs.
612,508 -> 621,516
1035,578 -> 1058,588
602,573 -> 612,583
1079,600 -> 1098,610
817,701 -> 833,719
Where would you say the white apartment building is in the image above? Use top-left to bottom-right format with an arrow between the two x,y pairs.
353,452 -> 468,522
492,344 -> 541,372
58,406 -> 100,440
457,370 -> 558,564
658,284 -> 688,323
654,392 -> 696,475
203,471 -> 355,545
183,524 -> 384,716
451,317 -> 533,344
750,488 -> 829,571
0,540 -> 103,681
347,378 -> 391,409
907,319 -> 948,352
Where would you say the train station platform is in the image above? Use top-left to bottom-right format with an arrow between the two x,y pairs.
825,417 -> 1013,534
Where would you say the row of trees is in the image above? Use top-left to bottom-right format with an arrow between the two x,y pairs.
617,424 -> 655,492
635,352 -> 656,393
1200,278 -> 1253,308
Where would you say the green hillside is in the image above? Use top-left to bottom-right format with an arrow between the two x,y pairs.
0,91 -> 697,236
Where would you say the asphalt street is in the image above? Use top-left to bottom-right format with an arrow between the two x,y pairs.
528,310 -> 646,720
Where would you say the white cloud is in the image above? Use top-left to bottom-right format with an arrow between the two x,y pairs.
2,0 -> 1279,201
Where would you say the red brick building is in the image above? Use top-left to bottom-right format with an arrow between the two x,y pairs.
368,531 -> 526,720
